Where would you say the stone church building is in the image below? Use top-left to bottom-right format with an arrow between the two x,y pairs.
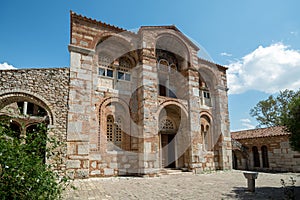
0,12 -> 232,178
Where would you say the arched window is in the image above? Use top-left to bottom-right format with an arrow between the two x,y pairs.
156,50 -> 179,98
199,79 -> 211,107
97,53 -> 132,81
261,145 -> 269,168
201,115 -> 211,151
252,146 -> 260,167
106,115 -> 122,148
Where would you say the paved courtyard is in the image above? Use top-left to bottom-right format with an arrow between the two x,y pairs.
63,170 -> 300,200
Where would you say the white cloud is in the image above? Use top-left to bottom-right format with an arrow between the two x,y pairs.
227,43 -> 300,94
240,118 -> 255,130
220,52 -> 232,57
0,62 -> 16,70
290,31 -> 298,36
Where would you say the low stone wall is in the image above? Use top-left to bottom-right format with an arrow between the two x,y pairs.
0,67 -> 70,174
235,135 -> 300,172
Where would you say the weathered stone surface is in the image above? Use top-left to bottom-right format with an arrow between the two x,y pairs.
67,160 -> 81,169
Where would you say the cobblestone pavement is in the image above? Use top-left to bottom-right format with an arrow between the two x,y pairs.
64,170 -> 300,200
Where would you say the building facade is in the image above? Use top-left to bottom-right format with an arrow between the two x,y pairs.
0,12 -> 232,178
232,126 -> 300,172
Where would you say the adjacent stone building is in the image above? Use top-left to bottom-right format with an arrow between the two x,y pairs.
0,12 -> 232,178
232,126 -> 300,172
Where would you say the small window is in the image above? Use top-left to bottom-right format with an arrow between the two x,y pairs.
204,91 -> 210,99
125,73 -> 131,81
117,71 -> 131,81
99,68 -> 114,78
118,71 -> 124,80
99,68 -> 105,76
107,69 -> 113,77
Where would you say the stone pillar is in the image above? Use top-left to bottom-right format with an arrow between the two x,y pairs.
186,68 -> 202,172
217,85 -> 232,170
23,101 -> 28,115
66,45 -> 94,178
138,33 -> 160,175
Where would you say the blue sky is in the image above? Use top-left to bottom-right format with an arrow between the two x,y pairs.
1,0 -> 300,131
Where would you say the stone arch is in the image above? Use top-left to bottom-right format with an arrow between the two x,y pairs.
157,102 -> 189,168
0,90 -> 55,125
97,97 -> 131,151
155,33 -> 191,67
94,33 -> 138,65
200,113 -> 212,151
92,32 -> 134,50
197,67 -> 219,91
156,100 -> 188,119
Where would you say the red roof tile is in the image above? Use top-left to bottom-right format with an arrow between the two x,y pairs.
231,126 -> 290,140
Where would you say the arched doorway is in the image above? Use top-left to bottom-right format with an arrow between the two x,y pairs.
158,104 -> 188,169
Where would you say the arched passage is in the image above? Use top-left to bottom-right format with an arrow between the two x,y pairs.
158,104 -> 189,168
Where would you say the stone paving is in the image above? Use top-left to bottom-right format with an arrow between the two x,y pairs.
63,170 -> 300,200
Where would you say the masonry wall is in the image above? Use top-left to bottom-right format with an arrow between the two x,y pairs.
0,68 -> 70,174
235,135 -> 300,172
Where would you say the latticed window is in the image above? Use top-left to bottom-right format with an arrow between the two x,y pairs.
106,115 -> 122,146
159,118 -> 174,131
98,53 -> 113,67
106,115 -> 114,142
115,117 -> 122,144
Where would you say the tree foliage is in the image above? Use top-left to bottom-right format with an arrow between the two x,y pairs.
250,89 -> 300,151
0,118 -> 73,199
250,89 -> 300,127
281,97 -> 300,152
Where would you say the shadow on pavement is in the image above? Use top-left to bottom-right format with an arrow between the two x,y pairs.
223,186 -> 300,200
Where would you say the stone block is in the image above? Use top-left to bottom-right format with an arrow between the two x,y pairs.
66,160 -> 81,169
110,163 -> 118,169
90,170 -> 100,175
91,161 -> 97,169
76,169 -> 89,178
82,160 -> 89,168
67,143 -> 76,154
98,163 -> 107,168
104,168 -> 114,176
124,164 -> 131,169
78,144 -> 89,155
90,154 -> 101,160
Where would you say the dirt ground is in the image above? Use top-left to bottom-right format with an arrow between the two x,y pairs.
63,170 -> 300,200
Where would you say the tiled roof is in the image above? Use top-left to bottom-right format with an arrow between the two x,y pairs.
70,11 -> 129,33
231,126 -> 290,140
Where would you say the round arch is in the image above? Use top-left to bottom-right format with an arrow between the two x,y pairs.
0,90 -> 55,125
155,33 -> 191,66
156,100 -> 188,119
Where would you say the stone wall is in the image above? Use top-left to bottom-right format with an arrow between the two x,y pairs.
0,67 -> 70,173
234,135 -> 300,172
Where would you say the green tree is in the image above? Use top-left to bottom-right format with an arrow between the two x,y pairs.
250,89 -> 300,127
0,118 -> 73,199
281,97 -> 300,152
250,89 -> 300,152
